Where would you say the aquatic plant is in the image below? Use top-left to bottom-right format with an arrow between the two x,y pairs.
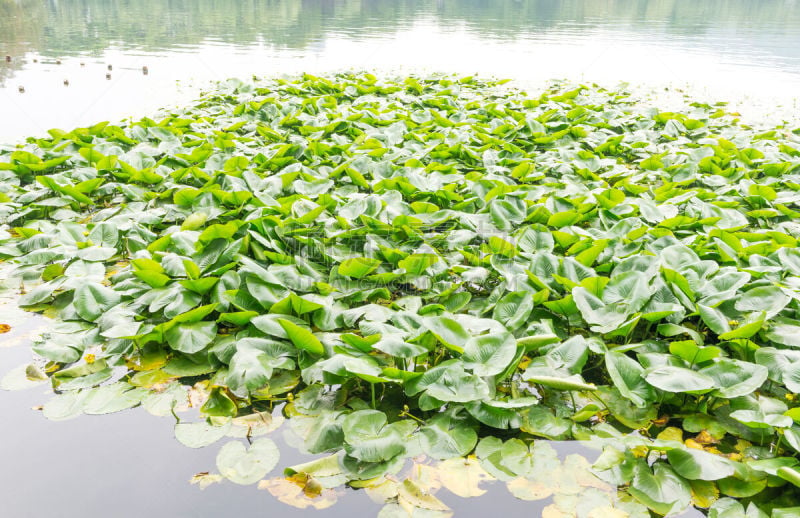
2,73 -> 800,516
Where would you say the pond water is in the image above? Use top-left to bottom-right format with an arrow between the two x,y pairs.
2,1 -> 799,517
1,0 -> 799,143
0,313 -> 582,517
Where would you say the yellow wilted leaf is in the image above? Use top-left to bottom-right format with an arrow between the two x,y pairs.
363,477 -> 400,504
690,479 -> 719,508
564,454 -> 611,491
587,507 -> 628,518
542,504 -> 572,518
507,477 -> 554,501
685,438 -> 704,450
259,477 -> 338,510
190,472 -> 223,489
397,479 -> 450,516
657,426 -> 683,442
695,430 -> 719,445
436,456 -> 494,498
286,473 -> 324,498
0,323 -> 11,333
631,445 -> 649,458
408,462 -> 442,494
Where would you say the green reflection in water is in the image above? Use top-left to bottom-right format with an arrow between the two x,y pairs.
1,0 -> 799,57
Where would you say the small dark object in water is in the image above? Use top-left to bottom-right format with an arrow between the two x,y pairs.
33,58 -> 38,63
56,59 -> 61,65
18,86 -> 24,93
107,64 -> 112,71
106,73 -> 111,80
63,79 -> 69,86
5,55 -> 10,63
143,66 -> 149,75
80,62 -> 85,67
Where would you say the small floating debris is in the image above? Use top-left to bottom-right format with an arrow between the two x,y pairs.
63,79 -> 69,86
142,65 -> 149,75
107,64 -> 112,71
56,59 -> 61,65
17,85 -> 24,93
4,55 -> 10,63
33,58 -> 38,63
106,72 -> 111,80
80,62 -> 85,67
0,323 -> 11,333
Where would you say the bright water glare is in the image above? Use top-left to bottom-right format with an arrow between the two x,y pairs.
0,0 -> 799,142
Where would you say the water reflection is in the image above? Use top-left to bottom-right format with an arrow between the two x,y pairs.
0,350 -> 381,517
1,0 -> 799,142
1,0 -> 798,60
0,346 -> 706,517
0,355 -> 645,517
0,266 -> 592,517
0,267 -> 690,517
0,344 -> 608,517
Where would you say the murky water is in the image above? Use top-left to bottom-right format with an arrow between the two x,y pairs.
1,0 -> 799,143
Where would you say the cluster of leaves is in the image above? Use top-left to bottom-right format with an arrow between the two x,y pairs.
3,72 -> 800,516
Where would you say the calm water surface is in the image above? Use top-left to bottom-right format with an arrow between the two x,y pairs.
0,318 -> 578,518
0,0 -> 799,142
0,1 -> 795,516
0,300 -> 557,518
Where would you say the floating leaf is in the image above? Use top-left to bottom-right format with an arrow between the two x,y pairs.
644,366 -> 716,393
216,438 -> 280,485
259,476 -> 338,510
0,363 -> 47,391
175,420 -> 232,448
436,456 -> 493,498
461,331 -> 517,377
165,321 -> 217,354
342,410 -> 408,463
667,448 -> 737,481
629,462 -> 692,515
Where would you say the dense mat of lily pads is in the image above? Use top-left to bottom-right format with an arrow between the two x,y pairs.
3,73 -> 800,516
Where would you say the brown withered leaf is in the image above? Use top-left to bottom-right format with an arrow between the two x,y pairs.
190,472 -> 223,489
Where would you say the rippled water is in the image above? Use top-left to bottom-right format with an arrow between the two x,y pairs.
0,0 -> 799,142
